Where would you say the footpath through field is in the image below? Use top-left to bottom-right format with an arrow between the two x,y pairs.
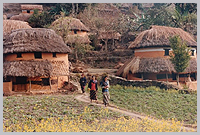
75,93 -> 197,132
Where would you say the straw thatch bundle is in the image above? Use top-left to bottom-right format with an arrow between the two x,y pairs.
10,13 -> 31,22
21,4 -> 43,10
129,25 -> 197,49
3,20 -> 31,40
4,28 -> 71,54
50,17 -> 90,32
116,57 -> 197,77
3,60 -> 69,77
98,31 -> 121,40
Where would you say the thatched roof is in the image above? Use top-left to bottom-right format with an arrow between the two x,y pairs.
21,4 -> 43,10
98,31 -> 121,40
129,25 -> 197,49
3,60 -> 69,77
3,20 -> 32,40
4,28 -> 71,54
50,17 -> 90,32
10,13 -> 31,22
64,35 -> 91,44
116,57 -> 197,77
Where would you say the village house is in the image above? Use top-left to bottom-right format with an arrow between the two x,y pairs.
9,4 -> 43,22
3,28 -> 71,95
21,4 -> 43,14
50,17 -> 90,45
116,25 -> 197,89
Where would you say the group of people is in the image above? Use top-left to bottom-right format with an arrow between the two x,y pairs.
79,74 -> 110,107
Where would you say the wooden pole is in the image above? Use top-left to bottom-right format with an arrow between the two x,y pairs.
57,76 -> 58,91
166,73 -> 168,82
29,79 -> 31,92
49,77 -> 52,90
141,73 -> 143,80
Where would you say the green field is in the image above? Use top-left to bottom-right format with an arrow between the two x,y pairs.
3,94 -> 124,126
4,93 -> 193,132
96,85 -> 197,124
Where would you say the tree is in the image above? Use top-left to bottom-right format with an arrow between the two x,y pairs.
169,35 -> 191,85
28,9 -> 55,28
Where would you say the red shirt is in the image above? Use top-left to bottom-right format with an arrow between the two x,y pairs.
91,82 -> 96,90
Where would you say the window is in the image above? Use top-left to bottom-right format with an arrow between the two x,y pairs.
74,30 -> 77,34
34,52 -> 42,59
42,78 -> 50,86
27,10 -> 30,13
191,50 -> 195,56
164,49 -> 170,56
16,53 -> 22,58
52,52 -> 57,57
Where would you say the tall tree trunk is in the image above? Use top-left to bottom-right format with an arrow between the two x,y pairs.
72,3 -> 75,17
76,3 -> 79,15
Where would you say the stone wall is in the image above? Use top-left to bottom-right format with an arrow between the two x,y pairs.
109,75 -> 179,90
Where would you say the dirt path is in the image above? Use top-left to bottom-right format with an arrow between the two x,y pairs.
75,93 -> 196,132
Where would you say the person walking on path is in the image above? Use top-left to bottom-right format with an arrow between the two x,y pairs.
88,75 -> 98,103
100,75 -> 110,107
80,73 -> 87,93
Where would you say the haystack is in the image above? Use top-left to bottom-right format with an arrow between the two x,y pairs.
3,20 -> 31,40
116,57 -> 197,78
10,13 -> 31,22
3,28 -> 71,54
129,25 -> 197,49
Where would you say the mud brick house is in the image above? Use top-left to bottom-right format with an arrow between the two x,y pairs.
3,28 -> 71,95
116,25 -> 197,89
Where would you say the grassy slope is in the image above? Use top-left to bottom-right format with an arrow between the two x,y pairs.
96,85 -> 197,124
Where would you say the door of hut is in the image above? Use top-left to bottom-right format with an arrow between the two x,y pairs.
15,77 -> 27,92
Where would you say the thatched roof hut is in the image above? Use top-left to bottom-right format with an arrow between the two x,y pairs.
3,20 -> 32,40
98,31 -> 121,40
129,25 -> 197,49
3,60 -> 69,77
50,17 -> 90,44
51,17 -> 90,32
4,28 -> 71,54
116,57 -> 197,78
21,4 -> 43,11
10,13 -> 31,22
